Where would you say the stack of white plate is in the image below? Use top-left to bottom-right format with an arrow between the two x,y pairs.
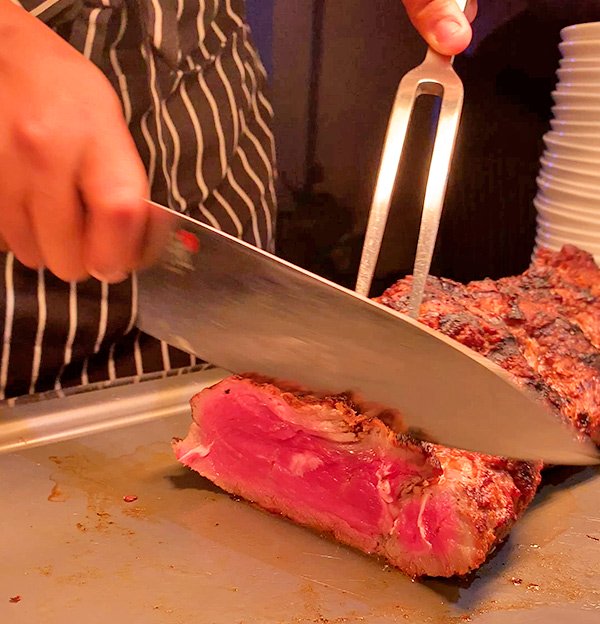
534,22 -> 600,263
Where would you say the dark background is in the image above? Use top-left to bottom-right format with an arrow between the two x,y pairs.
247,1 -> 600,294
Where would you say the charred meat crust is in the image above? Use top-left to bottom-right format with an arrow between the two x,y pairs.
377,246 -> 600,443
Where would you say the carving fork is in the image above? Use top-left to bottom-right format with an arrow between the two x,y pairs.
356,0 -> 467,318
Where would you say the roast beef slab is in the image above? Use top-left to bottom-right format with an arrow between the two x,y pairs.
174,376 -> 540,578
173,246 -> 598,577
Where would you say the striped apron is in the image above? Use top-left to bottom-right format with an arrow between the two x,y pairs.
1,0 -> 276,401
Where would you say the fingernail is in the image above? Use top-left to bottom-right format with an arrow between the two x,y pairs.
90,269 -> 129,284
433,18 -> 463,45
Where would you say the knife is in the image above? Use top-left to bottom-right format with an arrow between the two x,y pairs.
137,201 -> 599,465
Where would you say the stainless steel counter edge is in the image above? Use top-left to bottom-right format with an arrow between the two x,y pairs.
0,368 -> 228,454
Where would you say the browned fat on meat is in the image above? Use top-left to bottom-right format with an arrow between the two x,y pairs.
174,246 -> 598,578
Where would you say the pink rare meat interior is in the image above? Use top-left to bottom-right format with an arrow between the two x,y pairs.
174,376 -> 540,578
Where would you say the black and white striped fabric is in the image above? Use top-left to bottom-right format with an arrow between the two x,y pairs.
1,0 -> 276,401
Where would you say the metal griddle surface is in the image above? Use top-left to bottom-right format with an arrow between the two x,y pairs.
1,375 -> 600,624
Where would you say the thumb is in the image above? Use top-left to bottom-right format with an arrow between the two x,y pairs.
403,0 -> 477,56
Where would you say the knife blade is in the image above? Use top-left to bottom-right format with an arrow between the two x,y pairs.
137,201 -> 599,465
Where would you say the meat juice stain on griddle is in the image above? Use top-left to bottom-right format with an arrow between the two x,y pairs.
44,445 -> 172,536
47,482 -> 67,503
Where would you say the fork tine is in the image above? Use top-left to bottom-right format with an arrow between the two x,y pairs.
355,73 -> 423,297
407,79 -> 464,318
356,70 -> 464,302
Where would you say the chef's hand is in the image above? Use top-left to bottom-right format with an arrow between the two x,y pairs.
0,0 -> 153,283
401,0 -> 478,55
